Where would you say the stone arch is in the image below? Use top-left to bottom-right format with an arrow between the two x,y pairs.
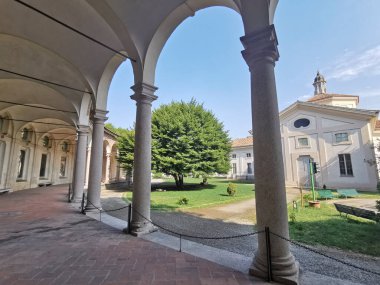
85,0 -> 143,85
143,0 -> 242,84
95,53 -> 128,110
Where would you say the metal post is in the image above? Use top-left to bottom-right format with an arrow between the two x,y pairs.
68,184 -> 71,203
127,204 -> 132,234
179,234 -> 182,252
81,193 -> 85,214
265,227 -> 272,282
309,159 -> 316,201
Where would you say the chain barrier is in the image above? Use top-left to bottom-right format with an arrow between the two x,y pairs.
79,198 -> 380,280
83,199 -> 263,240
131,205 -> 264,240
270,230 -> 380,277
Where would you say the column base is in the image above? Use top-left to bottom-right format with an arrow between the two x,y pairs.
84,204 -> 102,213
250,254 -> 300,285
129,221 -> 158,237
72,197 -> 83,203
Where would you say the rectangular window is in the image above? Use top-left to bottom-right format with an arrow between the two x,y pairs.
247,163 -> 253,174
298,137 -> 309,147
232,163 -> 237,174
39,154 -> 48,178
246,153 -> 251,158
231,154 -> 236,159
335,133 -> 349,143
338,154 -> 353,176
17,149 -> 26,179
60,157 -> 67,177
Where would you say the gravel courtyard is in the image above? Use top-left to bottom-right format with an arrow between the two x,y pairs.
101,187 -> 380,285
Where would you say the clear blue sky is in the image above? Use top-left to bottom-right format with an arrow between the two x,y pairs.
107,0 -> 380,139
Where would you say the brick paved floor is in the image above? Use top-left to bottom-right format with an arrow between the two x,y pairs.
0,185 -> 257,285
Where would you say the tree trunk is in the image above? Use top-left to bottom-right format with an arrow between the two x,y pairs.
173,173 -> 184,189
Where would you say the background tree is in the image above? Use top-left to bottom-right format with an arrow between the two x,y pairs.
152,99 -> 231,188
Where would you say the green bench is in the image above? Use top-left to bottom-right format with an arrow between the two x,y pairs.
337,189 -> 359,198
334,203 -> 379,222
316,189 -> 335,200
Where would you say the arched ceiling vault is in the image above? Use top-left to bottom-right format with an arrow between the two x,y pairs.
0,0 -> 278,122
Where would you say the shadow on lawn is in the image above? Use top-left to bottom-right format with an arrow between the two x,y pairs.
151,183 -> 216,191
216,180 -> 255,185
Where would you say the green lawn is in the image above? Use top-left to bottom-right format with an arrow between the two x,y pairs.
288,202 -> 380,256
123,177 -> 255,211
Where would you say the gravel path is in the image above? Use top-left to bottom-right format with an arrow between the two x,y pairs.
101,190 -> 380,285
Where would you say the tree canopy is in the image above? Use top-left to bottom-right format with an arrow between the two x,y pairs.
152,99 -> 231,188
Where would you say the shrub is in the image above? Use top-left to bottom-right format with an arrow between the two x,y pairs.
302,193 -> 313,204
177,197 -> 189,205
227,183 -> 237,196
289,212 -> 297,224
376,200 -> 380,211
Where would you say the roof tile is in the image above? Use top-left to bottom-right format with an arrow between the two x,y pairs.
232,136 -> 253,148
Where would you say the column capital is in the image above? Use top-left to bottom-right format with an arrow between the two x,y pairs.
240,24 -> 279,68
130,82 -> 158,105
77,125 -> 90,134
91,109 -> 108,122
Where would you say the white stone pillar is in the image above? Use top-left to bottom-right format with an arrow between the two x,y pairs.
105,152 -> 111,183
72,125 -> 89,202
84,146 -> 91,188
130,82 -> 157,236
241,25 -> 299,284
85,109 -> 108,211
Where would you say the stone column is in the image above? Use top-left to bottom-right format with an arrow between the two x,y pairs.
129,82 -> 157,236
72,125 -> 89,202
85,109 -> 108,212
84,146 -> 91,188
105,152 -> 111,183
241,25 -> 299,284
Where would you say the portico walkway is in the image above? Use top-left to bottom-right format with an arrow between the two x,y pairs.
0,185 -> 258,285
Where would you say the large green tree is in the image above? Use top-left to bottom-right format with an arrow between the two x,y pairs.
152,99 -> 231,188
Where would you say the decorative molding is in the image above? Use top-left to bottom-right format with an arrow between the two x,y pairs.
91,109 -> 108,123
131,82 -> 158,105
77,125 -> 90,134
240,24 -> 279,68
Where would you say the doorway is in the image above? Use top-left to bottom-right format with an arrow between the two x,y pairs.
297,155 -> 312,188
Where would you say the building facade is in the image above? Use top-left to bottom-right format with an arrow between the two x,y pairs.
231,73 -> 380,191
229,136 -> 254,180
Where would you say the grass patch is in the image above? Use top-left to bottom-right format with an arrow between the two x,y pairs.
123,177 -> 254,211
288,203 -> 380,256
